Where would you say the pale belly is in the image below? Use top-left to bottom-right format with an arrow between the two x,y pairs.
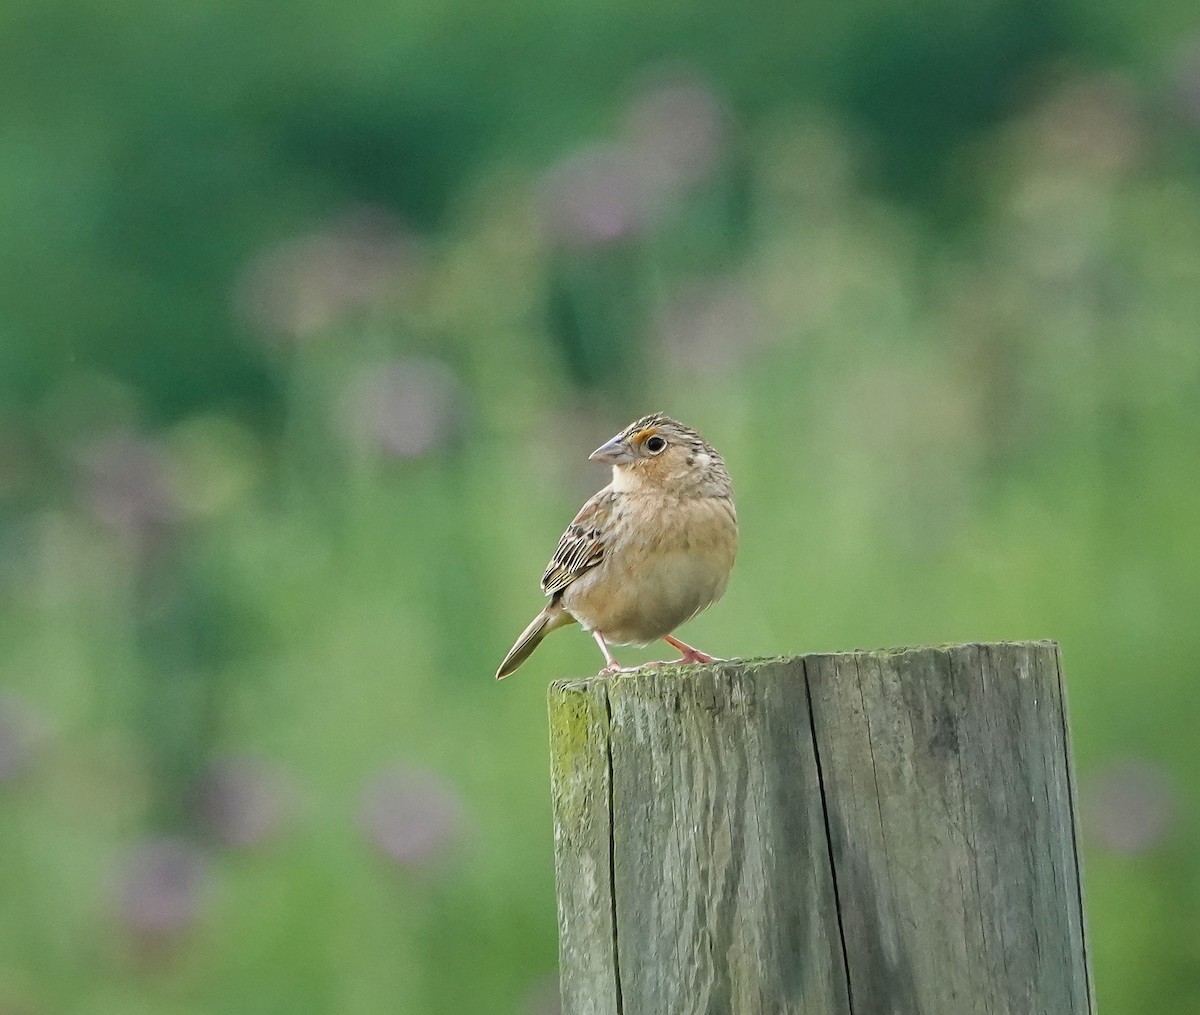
560,500 -> 736,645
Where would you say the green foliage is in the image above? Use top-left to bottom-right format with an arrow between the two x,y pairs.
1,3 -> 1199,1012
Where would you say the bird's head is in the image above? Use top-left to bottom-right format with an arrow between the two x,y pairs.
589,413 -> 731,497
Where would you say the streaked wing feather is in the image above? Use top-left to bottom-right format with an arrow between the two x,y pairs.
541,490 -> 615,596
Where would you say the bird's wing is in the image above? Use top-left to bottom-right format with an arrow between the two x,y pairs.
541,489 -> 616,597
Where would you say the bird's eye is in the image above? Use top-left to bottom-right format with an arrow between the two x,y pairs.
645,435 -> 667,454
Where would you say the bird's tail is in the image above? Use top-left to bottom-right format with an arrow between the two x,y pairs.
495,606 -> 575,679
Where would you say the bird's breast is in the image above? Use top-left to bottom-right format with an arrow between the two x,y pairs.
562,495 -> 737,645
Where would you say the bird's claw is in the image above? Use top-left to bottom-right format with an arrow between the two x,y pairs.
599,654 -> 724,674
677,650 -> 719,665
597,662 -> 642,675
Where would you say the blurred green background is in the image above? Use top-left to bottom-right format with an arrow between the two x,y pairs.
2,1 -> 1199,1011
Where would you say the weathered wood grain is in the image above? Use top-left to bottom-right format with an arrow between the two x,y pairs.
547,642 -> 1094,1015
551,659 -> 849,1015
548,680 -> 621,1015
805,642 -> 1094,1014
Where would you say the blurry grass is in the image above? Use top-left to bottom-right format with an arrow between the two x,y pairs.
2,80 -> 1200,1014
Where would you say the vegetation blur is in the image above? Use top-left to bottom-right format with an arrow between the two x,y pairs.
1,1 -> 1199,1012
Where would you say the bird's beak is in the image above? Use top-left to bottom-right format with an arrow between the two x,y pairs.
589,434 -> 635,465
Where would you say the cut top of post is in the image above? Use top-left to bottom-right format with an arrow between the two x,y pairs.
547,642 -> 1095,1015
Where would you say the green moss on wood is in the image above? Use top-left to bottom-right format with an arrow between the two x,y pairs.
547,683 -> 602,781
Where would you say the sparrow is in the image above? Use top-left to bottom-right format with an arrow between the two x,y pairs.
496,413 -> 737,679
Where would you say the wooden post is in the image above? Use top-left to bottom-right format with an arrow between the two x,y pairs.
547,642 -> 1094,1015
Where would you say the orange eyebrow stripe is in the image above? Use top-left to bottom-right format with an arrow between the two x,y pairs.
631,427 -> 659,443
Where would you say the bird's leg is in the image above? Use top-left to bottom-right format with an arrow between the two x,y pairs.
663,634 -> 721,665
592,630 -> 627,674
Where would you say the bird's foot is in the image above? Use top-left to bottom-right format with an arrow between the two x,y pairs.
597,662 -> 643,675
661,634 -> 721,666
632,651 -> 723,670
674,648 -> 720,665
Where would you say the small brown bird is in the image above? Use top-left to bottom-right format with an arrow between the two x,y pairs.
496,413 -> 737,679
